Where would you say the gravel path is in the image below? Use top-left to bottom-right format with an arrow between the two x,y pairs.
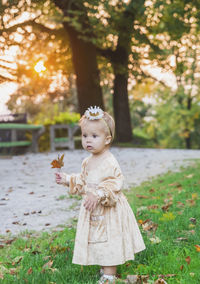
0,148 -> 200,236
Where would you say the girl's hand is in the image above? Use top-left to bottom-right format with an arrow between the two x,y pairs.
84,192 -> 98,212
55,172 -> 66,184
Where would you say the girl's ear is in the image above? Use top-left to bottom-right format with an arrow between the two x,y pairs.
105,135 -> 112,145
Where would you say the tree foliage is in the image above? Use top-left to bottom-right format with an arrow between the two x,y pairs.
1,0 -> 200,147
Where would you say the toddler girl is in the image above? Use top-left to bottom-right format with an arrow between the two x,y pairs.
55,106 -> 145,283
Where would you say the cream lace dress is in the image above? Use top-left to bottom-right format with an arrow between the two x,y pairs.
64,152 -> 145,266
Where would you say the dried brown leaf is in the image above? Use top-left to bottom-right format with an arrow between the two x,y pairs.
27,267 -> 33,275
177,201 -> 185,208
142,219 -> 158,232
189,218 -> 196,224
185,256 -> 191,264
51,154 -> 64,169
161,202 -> 172,212
136,194 -> 149,199
186,199 -> 196,206
42,260 -> 53,270
154,279 -> 167,284
148,205 -> 159,210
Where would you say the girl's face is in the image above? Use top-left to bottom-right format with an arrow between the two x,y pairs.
81,120 -> 111,155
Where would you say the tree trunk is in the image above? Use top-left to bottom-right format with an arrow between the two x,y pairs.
113,65 -> 132,142
112,10 -> 133,142
53,0 -> 104,115
64,24 -> 104,114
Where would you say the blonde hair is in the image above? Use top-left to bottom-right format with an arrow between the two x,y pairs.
79,111 -> 115,141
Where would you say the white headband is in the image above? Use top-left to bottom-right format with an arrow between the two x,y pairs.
85,106 -> 104,120
84,106 -> 112,137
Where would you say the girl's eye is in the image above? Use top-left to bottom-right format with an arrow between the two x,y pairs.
83,134 -> 87,138
93,134 -> 97,138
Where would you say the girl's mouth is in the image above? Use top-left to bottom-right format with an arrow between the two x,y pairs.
87,145 -> 93,150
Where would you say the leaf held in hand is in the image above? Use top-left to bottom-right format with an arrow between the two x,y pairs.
51,154 -> 64,169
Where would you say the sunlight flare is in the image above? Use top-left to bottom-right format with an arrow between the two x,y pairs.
34,60 -> 46,73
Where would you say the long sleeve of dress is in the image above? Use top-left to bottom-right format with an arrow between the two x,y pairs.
97,165 -> 124,207
68,158 -> 88,196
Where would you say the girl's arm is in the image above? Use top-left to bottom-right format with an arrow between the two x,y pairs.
96,166 -> 124,206
55,157 -> 88,196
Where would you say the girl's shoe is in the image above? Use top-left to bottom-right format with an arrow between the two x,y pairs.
98,274 -> 117,284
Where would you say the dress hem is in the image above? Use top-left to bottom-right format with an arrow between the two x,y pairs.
72,247 -> 146,266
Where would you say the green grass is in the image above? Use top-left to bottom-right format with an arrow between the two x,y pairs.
1,162 -> 200,283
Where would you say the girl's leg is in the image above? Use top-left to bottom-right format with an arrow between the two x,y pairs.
102,266 -> 116,275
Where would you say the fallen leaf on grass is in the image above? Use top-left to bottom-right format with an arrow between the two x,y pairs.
31,250 -> 41,255
126,274 -> 174,284
126,274 -> 149,283
159,212 -> 175,222
0,265 -> 8,274
27,267 -> 33,275
0,273 -> 3,279
154,279 -> 167,284
148,204 -> 159,210
5,238 -> 16,245
142,219 -> 158,232
169,182 -> 182,187
190,272 -> 195,277
49,268 -> 58,273
9,268 -> 17,275
191,193 -> 198,200
12,256 -> 23,265
42,260 -> 53,270
185,256 -> 191,264
43,256 -> 51,261
189,224 -> 195,228
149,236 -> 161,244
51,154 -> 64,169
177,201 -> 185,208
189,218 -> 196,224
180,265 -> 184,271
161,202 -> 172,212
175,237 -> 188,242
186,174 -> 194,179
194,245 -> 200,252
136,206 -> 148,215
186,199 -> 196,206
136,194 -> 149,199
